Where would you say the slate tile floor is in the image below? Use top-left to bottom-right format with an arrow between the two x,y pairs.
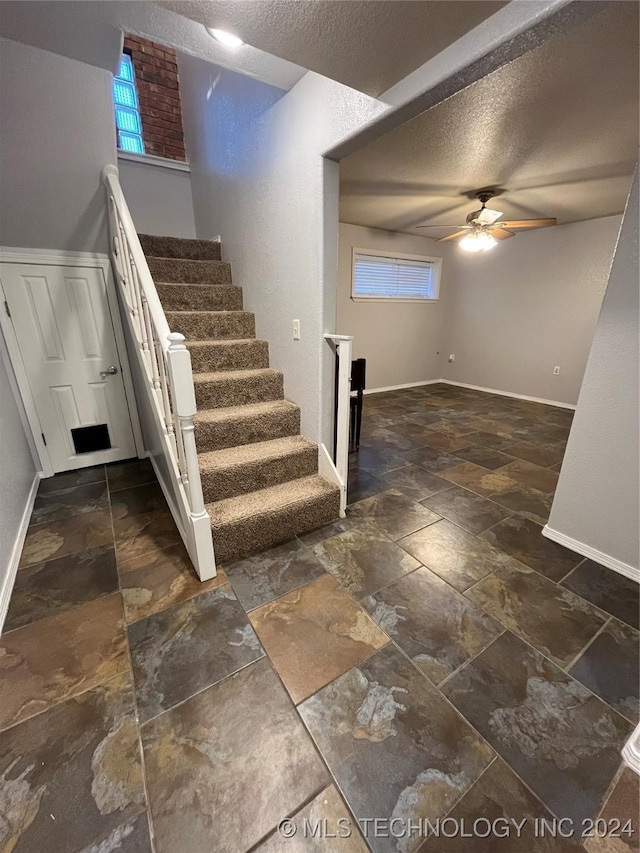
1,386 -> 638,853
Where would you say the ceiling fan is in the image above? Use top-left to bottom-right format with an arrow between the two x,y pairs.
416,190 -> 557,252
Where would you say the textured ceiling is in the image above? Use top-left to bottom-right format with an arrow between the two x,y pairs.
159,0 -> 507,97
340,2 -> 639,235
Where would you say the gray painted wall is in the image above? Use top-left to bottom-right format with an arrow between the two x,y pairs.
337,223 -> 452,390
442,215 -> 622,404
0,38 -> 116,253
547,169 -> 639,571
179,56 -> 388,445
118,158 -> 197,239
0,329 -> 37,628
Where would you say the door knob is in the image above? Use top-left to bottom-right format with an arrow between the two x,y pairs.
100,365 -> 119,378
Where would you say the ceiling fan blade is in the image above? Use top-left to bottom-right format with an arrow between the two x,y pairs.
476,207 -> 503,225
491,228 -> 515,240
437,229 -> 473,243
499,218 -> 557,229
415,224 -> 467,229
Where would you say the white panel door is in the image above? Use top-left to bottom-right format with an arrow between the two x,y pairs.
1,263 -> 137,472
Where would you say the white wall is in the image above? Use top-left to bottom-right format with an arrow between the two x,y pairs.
0,38 -> 116,253
442,215 -> 622,405
546,169 -> 639,574
179,57 -> 388,444
0,329 -> 38,630
337,223 -> 453,390
118,158 -> 197,239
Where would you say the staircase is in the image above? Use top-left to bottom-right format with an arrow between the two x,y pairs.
138,234 -> 340,564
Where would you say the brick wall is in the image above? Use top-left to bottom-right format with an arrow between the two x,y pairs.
123,35 -> 186,162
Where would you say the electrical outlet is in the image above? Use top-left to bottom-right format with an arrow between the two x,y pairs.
553,366 -> 560,375
448,354 -> 455,363
292,319 -> 301,340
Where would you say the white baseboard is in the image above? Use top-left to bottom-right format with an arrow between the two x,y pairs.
542,524 -> 640,583
623,723 -> 640,776
0,472 -> 41,634
364,380 -> 440,395
440,380 -> 576,410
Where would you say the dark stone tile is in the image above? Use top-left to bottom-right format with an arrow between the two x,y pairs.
0,593 -> 128,730
421,419 -> 477,437
379,464 -> 452,501
36,464 -> 105,495
5,545 -> 118,631
351,447 -> 409,476
225,537 -> 327,610
83,813 -> 153,853
585,767 -> 640,853
256,785 -> 369,852
489,485 -> 553,525
111,482 -> 181,561
0,673 -> 145,852
499,460 -> 559,495
19,511 -> 114,568
347,468 -> 386,504
421,485 -> 512,535
118,543 -> 227,624
467,431 -> 516,450
297,515 -> 365,546
298,643 -> 494,853
364,431 -> 425,452
438,461 -> 519,497
348,489 -> 441,540
419,431 -> 473,452
441,632 -> 632,826
466,563 -> 607,667
128,583 -> 263,722
107,457 -> 156,492
312,522 -> 420,598
561,560 -> 640,629
569,619 -> 639,723
398,519 -> 523,592
142,657 -> 328,853
249,574 -> 388,704
362,566 -> 502,684
451,444 -> 514,470
419,758 -> 578,852
403,446 -> 465,473
480,516 -> 582,581
501,441 -> 565,468
30,481 -> 109,526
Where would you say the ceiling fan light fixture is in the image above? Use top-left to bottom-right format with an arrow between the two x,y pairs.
206,27 -> 244,48
460,229 -> 498,253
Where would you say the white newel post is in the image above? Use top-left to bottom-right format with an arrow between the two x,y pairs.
167,333 -> 217,580
335,337 -> 352,516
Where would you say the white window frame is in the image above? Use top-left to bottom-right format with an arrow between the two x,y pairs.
351,247 -> 442,303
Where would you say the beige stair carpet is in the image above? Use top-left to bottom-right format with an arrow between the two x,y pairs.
140,233 -> 340,564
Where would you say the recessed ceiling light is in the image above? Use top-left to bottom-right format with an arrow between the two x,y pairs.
206,28 -> 244,49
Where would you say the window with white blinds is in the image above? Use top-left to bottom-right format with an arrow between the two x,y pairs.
351,249 -> 441,301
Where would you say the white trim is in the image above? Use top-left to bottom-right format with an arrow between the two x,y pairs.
319,443 -> 346,516
622,723 -> 640,776
440,380 -> 576,410
117,151 -> 190,172
0,472 -> 41,635
0,249 -> 144,473
542,524 -> 640,584
364,379 -> 441,395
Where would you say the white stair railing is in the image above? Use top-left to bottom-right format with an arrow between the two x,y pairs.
323,333 -> 353,516
102,165 -> 216,580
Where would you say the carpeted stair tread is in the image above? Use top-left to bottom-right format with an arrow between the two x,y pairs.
192,368 -> 284,408
187,339 -> 270,372
166,310 -> 256,340
198,436 -> 318,502
147,256 -> 232,285
194,399 -> 300,451
139,234 -> 221,261
207,475 -> 341,563
156,283 -> 243,312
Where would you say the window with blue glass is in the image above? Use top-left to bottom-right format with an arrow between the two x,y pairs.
113,54 -> 144,154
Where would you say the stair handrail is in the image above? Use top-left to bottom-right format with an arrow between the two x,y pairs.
324,333 -> 353,515
101,164 -> 216,580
